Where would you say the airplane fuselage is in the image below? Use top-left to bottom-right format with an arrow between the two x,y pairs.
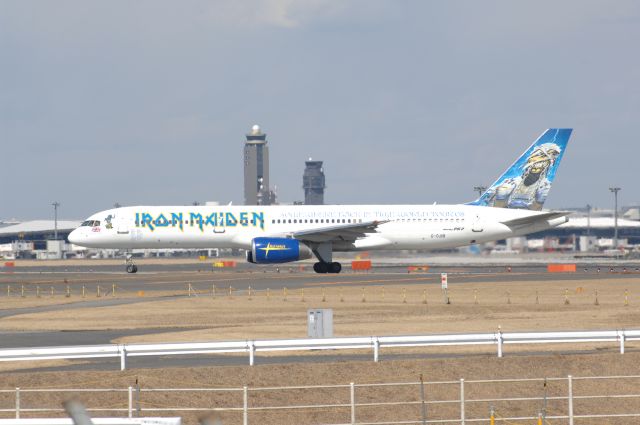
69,204 -> 565,251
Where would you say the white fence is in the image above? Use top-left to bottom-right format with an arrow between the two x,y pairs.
0,329 -> 637,371
2,375 -> 640,424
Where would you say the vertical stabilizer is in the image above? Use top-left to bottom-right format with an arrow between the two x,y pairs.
468,128 -> 572,210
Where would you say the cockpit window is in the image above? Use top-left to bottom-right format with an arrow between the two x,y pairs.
81,220 -> 100,227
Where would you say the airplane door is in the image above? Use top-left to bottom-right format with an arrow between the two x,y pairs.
471,214 -> 484,233
116,214 -> 130,235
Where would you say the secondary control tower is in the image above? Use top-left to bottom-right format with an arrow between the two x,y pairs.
303,158 -> 326,205
243,124 -> 273,205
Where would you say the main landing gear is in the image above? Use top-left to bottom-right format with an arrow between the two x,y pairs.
311,242 -> 341,274
125,255 -> 138,274
313,262 -> 342,274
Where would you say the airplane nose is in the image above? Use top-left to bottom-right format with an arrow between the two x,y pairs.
68,229 -> 81,244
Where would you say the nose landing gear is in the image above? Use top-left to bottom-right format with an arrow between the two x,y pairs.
125,255 -> 138,274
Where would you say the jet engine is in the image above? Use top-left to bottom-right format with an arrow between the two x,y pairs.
246,237 -> 313,264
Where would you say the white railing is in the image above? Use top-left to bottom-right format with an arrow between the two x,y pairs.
3,375 -> 640,424
0,329 -> 637,370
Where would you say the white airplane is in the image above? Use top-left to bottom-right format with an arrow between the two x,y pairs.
69,129 -> 572,274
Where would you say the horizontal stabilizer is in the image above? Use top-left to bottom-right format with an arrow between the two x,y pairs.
501,211 -> 571,227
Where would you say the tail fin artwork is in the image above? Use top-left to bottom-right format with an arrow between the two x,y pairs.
468,128 -> 572,211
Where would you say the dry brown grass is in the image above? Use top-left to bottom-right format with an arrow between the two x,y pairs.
0,352 -> 639,424
1,277 -> 640,423
0,278 -> 638,342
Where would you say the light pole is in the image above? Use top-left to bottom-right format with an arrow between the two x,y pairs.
473,186 -> 486,198
609,187 -> 621,248
52,202 -> 60,240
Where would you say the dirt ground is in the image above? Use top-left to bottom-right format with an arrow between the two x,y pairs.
1,277 -> 640,423
0,278 -> 638,342
0,352 -> 639,424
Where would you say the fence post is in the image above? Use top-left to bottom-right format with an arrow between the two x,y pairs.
419,374 -> 427,425
120,346 -> 127,371
136,382 -> 141,417
128,386 -> 133,418
350,382 -> 356,424
373,338 -> 380,362
249,341 -> 255,366
620,330 -> 626,354
243,385 -> 248,425
568,375 -> 574,425
497,329 -> 503,358
460,378 -> 465,425
15,387 -> 19,419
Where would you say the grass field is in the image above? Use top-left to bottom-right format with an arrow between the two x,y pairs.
0,352 -> 639,424
0,278 -> 638,341
1,274 -> 640,423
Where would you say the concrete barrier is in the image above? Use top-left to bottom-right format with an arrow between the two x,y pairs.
351,260 -> 372,271
408,266 -> 429,273
548,264 -> 577,273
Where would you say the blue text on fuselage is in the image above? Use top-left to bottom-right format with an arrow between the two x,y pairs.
135,211 -> 265,232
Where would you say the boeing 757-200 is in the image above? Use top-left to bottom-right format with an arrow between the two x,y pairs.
69,129 -> 572,273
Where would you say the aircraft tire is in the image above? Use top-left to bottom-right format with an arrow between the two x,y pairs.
126,264 -> 137,274
313,262 -> 329,274
329,262 -> 342,274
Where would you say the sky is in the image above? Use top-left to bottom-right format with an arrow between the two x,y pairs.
1,0 -> 639,220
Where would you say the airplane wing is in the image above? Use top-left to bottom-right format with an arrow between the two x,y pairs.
501,211 -> 571,228
292,220 -> 388,243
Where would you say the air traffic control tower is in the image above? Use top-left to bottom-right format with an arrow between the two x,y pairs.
243,124 -> 272,205
303,159 -> 326,205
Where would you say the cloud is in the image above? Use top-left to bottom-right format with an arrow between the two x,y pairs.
196,0 -> 369,29
1,1 -> 640,218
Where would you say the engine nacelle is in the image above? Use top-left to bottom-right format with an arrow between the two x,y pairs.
249,237 -> 313,264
